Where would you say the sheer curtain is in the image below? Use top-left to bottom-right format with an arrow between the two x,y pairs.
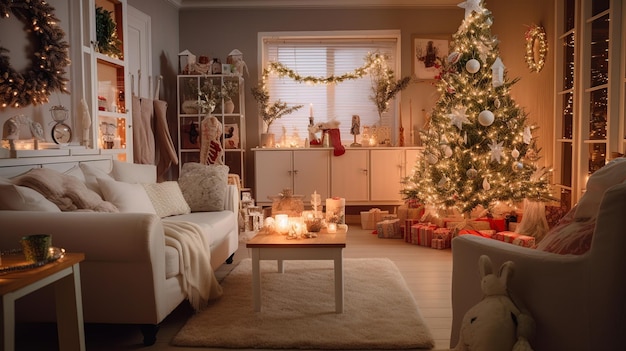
260,31 -> 400,144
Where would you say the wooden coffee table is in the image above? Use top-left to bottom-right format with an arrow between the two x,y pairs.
246,228 -> 347,313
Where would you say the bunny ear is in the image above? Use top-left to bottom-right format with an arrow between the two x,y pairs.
478,255 -> 493,277
498,261 -> 515,285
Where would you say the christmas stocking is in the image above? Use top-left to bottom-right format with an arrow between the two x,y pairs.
327,128 -> 345,156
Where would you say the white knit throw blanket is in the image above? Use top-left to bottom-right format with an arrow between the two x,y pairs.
162,220 -> 223,311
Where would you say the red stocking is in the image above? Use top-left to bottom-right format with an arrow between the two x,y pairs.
327,128 -> 345,156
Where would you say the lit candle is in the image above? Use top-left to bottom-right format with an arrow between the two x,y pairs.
309,103 -> 313,117
275,214 -> 289,234
327,222 -> 337,233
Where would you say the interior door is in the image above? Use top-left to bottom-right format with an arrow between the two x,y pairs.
127,5 -> 152,98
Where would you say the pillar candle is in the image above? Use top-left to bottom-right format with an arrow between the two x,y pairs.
325,197 -> 346,224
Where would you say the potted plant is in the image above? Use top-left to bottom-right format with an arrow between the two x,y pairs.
222,80 -> 239,114
251,84 -> 303,147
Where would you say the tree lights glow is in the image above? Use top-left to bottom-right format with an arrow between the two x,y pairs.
401,0 -> 553,214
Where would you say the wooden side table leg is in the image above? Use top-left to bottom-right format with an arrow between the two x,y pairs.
1,294 -> 16,351
54,263 -> 86,351
334,249 -> 344,313
251,248 -> 262,312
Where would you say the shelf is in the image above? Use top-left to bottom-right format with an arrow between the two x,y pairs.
96,53 -> 125,67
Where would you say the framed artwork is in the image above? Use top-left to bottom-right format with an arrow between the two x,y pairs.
223,123 -> 239,149
412,36 -> 450,80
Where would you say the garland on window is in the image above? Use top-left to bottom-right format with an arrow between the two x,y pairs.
0,0 -> 70,108
524,24 -> 547,73
253,52 -> 411,125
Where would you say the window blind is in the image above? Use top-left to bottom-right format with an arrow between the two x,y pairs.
261,33 -> 399,144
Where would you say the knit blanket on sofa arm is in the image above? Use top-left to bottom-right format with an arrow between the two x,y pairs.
13,167 -> 118,212
162,220 -> 223,311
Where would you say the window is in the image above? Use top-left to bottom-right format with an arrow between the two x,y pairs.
259,30 -> 401,144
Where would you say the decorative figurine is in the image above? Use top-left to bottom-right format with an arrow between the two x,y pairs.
350,115 -> 361,147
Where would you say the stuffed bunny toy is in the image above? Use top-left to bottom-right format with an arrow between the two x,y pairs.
453,255 -> 535,351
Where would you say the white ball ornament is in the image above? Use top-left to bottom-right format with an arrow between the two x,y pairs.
466,59 -> 481,74
511,148 -> 520,159
478,110 -> 495,126
512,161 -> 524,172
426,152 -> 439,165
466,168 -> 478,179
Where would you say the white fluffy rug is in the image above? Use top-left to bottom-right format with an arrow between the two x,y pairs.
172,258 -> 435,349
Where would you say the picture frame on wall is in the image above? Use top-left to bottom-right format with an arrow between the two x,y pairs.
412,36 -> 450,80
224,123 -> 239,149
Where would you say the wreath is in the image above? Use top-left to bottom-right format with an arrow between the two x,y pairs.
0,0 -> 70,108
525,24 -> 548,73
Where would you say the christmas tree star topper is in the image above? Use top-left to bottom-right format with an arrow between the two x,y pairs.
458,0 -> 484,19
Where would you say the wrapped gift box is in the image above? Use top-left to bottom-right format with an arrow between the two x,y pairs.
360,208 -> 389,229
403,219 -> 421,242
493,231 -> 536,248
410,223 -> 437,247
431,238 -> 450,250
376,219 -> 402,239
433,227 -> 452,247
457,229 -> 496,238
475,217 -> 507,232
397,204 -> 424,223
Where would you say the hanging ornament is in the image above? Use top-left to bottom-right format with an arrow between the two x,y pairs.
486,17 -> 493,26
494,97 -> 501,108
443,145 -> 453,158
489,139 -> 504,163
512,161 -> 524,172
491,57 -> 505,88
438,176 -> 449,188
426,152 -> 439,164
511,147 -> 520,159
448,52 -> 462,65
447,85 -> 457,94
482,178 -> 491,191
466,59 -> 481,74
464,131 -> 468,144
466,167 -> 478,179
440,135 -> 449,145
448,106 -> 471,130
476,42 -> 490,63
478,110 -> 495,126
523,126 -> 532,144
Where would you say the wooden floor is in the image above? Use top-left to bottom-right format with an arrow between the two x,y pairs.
14,227 -> 453,350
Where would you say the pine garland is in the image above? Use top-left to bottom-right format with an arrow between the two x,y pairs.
0,0 -> 70,108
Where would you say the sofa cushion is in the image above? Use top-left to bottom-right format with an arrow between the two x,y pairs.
143,181 -> 191,218
98,178 -> 156,214
0,178 -> 61,212
574,157 -> 626,220
164,211 -> 234,249
111,160 -> 156,184
80,163 -> 114,196
178,163 -> 229,212
164,245 -> 180,279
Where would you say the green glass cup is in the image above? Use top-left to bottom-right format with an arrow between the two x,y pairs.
21,234 -> 52,262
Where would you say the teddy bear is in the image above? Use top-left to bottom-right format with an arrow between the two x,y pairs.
453,255 -> 535,351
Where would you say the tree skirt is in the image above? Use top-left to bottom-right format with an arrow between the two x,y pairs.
172,258 -> 435,349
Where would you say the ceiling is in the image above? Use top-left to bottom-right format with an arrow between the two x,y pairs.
168,0 -> 461,9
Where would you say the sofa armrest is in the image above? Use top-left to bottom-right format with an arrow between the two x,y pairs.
224,184 -> 239,213
450,235 -> 587,350
0,211 -> 165,263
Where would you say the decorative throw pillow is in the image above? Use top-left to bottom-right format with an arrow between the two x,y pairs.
143,181 -> 191,218
178,162 -> 229,212
111,160 -> 157,184
97,178 -> 156,214
0,178 -> 61,212
63,165 -> 87,183
574,157 -> 626,220
80,162 -> 114,196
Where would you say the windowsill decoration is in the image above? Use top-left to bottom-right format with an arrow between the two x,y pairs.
0,0 -> 70,108
524,24 -> 547,73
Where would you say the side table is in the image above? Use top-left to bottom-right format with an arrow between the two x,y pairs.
0,252 -> 86,351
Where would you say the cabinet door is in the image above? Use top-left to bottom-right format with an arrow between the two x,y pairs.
331,149 -> 368,201
370,149 -> 404,201
254,150 -> 293,203
293,150 -> 330,202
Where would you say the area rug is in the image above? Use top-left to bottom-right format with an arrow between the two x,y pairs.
171,258 -> 435,349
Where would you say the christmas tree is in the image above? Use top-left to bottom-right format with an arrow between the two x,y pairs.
402,0 -> 553,215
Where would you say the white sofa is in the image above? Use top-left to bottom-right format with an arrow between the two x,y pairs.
450,180 -> 626,350
0,155 -> 239,345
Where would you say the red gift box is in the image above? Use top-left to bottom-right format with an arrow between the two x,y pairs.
404,219 -> 421,243
475,217 -> 507,232
494,231 -> 536,248
414,223 -> 437,247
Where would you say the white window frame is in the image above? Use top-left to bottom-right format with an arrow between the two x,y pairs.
257,30 -> 402,145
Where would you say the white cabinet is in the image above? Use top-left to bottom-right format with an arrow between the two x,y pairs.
84,0 -> 133,162
254,149 -> 330,204
177,75 -> 245,182
370,149 -> 405,202
255,147 -> 422,205
331,149 -> 369,202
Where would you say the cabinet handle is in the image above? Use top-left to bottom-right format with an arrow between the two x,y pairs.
288,170 -> 292,176
362,169 -> 368,175
293,170 -> 299,175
